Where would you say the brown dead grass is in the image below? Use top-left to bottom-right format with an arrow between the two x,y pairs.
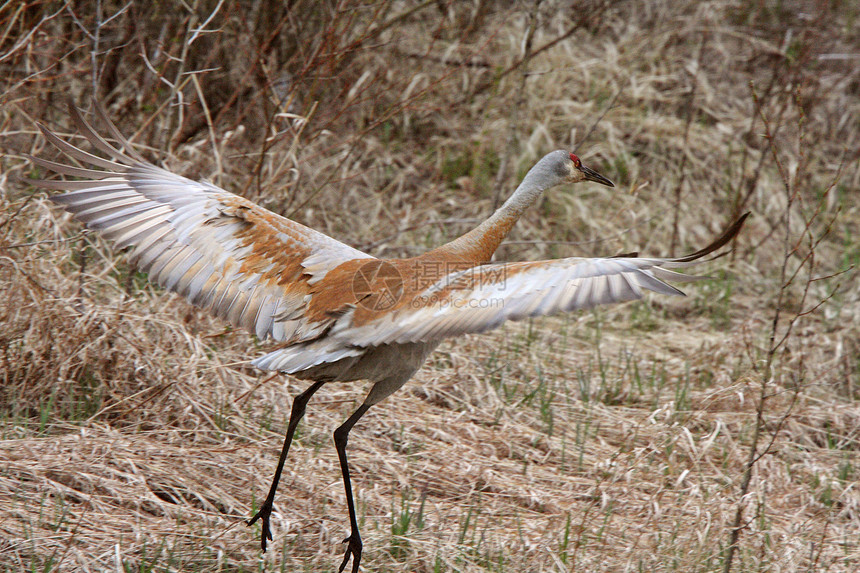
1,0 -> 859,571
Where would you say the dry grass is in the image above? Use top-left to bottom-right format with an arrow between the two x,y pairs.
1,0 -> 859,571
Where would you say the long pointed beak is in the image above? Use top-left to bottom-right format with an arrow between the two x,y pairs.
580,164 -> 615,187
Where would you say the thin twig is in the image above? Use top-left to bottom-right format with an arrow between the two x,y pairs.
491,0 -> 542,211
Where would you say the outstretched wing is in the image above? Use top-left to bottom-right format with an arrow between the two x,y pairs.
348,215 -> 747,345
253,214 -> 748,372
347,215 -> 747,345
31,102 -> 373,342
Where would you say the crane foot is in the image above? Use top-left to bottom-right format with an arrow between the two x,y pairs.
247,501 -> 274,552
338,533 -> 362,573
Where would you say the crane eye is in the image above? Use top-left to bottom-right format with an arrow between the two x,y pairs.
569,152 -> 581,169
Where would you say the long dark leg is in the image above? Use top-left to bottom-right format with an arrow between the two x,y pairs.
247,381 -> 325,552
334,403 -> 372,573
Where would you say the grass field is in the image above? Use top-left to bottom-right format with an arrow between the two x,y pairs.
1,1 -> 859,571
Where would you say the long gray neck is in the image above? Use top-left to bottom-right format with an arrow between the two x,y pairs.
426,151 -> 567,262
497,153 -> 566,216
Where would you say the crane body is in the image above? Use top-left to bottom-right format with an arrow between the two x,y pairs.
32,102 -> 747,572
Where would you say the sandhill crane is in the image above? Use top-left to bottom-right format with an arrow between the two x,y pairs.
31,102 -> 747,573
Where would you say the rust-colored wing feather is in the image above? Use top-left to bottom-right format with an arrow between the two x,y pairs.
32,102 -> 373,343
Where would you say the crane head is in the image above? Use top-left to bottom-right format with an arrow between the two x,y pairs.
568,152 -> 614,187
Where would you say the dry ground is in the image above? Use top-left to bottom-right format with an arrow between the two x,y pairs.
1,1 -> 859,571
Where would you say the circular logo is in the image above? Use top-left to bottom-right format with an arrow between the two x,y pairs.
351,260 -> 404,311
